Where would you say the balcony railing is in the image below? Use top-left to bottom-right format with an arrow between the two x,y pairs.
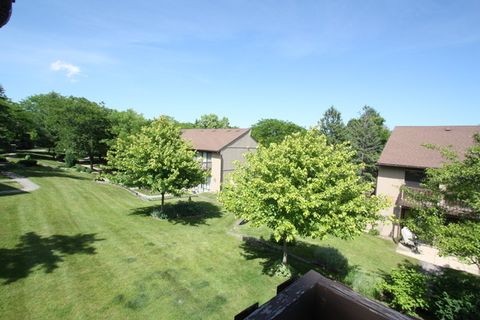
398,185 -> 473,216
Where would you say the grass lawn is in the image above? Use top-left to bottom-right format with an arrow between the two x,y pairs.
0,152 -> 415,319
0,165 -> 283,319
236,218 -> 416,297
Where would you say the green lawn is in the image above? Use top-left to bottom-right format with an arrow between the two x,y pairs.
236,223 -> 415,297
0,155 -> 414,319
0,165 -> 283,319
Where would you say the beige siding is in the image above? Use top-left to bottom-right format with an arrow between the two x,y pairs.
209,153 -> 222,192
221,133 -> 257,170
220,132 -> 257,187
376,166 -> 405,238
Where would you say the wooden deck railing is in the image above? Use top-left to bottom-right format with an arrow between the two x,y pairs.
399,186 -> 473,216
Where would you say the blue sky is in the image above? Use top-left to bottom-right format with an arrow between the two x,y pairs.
1,0 -> 479,128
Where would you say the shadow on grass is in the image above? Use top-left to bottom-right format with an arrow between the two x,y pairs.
0,182 -> 25,196
130,201 -> 223,226
240,237 -> 358,282
11,151 -> 56,161
5,163 -> 89,181
0,232 -> 104,284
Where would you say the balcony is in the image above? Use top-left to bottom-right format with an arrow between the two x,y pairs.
398,185 -> 473,216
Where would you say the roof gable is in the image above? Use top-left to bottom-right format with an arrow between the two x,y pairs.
181,128 -> 251,152
378,126 -> 480,169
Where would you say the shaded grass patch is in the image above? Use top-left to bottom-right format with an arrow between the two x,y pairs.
131,200 -> 223,226
0,232 -> 103,284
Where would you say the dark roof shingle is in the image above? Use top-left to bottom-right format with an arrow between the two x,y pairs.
181,128 -> 251,152
378,126 -> 480,169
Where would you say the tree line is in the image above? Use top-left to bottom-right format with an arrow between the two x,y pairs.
1,85 -> 390,180
1,86 -> 235,169
252,106 -> 390,182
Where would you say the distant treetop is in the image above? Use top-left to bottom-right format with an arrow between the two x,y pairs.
251,118 -> 306,146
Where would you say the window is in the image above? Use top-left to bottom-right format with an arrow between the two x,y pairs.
405,169 -> 426,184
199,176 -> 211,192
197,151 -> 212,169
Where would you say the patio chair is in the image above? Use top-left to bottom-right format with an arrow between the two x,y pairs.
400,226 -> 419,253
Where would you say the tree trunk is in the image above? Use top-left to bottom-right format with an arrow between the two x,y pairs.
282,239 -> 288,265
89,154 -> 94,170
161,192 -> 165,212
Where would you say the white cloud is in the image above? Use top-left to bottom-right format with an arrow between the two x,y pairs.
50,60 -> 81,78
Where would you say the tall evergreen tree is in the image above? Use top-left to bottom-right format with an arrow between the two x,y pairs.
318,106 -> 347,145
346,106 -> 390,182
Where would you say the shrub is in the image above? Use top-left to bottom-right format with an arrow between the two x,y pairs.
150,209 -> 168,220
75,164 -> 87,172
379,265 -> 480,319
73,164 -> 94,173
64,151 -> 77,168
432,292 -> 475,320
377,265 -> 429,316
94,175 -> 108,182
18,159 -> 37,167
430,269 -> 480,320
0,156 -> 7,163
266,260 -> 294,278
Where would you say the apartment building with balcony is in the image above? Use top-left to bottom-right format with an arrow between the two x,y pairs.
375,125 -> 480,238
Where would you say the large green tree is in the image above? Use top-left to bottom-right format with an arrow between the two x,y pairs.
56,97 -> 111,169
0,85 -> 36,149
20,92 -> 70,149
194,114 -> 231,128
0,85 -> 14,148
219,130 -> 386,264
317,106 -> 347,145
251,118 -> 305,146
346,106 -> 390,182
107,108 -> 149,146
404,134 -> 480,268
107,116 -> 206,211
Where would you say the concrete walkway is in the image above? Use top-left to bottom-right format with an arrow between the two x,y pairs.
0,172 -> 40,195
397,243 -> 479,275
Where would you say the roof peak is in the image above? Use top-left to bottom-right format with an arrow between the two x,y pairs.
394,125 -> 480,129
181,128 -> 252,152
181,128 -> 249,131
378,125 -> 479,169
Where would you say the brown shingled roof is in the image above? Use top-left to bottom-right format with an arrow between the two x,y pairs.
181,128 -> 251,152
378,126 -> 480,169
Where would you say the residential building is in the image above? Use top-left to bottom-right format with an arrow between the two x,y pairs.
375,125 -> 480,238
181,128 -> 257,192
